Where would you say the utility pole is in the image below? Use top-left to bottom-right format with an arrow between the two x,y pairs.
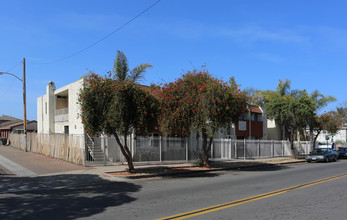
0,58 -> 27,152
23,58 -> 27,152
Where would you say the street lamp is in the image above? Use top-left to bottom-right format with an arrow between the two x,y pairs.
0,58 -> 27,152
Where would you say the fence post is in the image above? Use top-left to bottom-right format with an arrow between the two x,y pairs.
84,134 -> 87,167
102,135 -> 106,165
159,136 -> 162,162
211,142 -> 214,159
186,137 -> 188,162
272,140 -> 274,157
235,139 -> 238,159
258,139 -> 260,158
244,139 -> 246,160
282,140 -> 284,156
131,134 -> 135,157
229,139 -> 232,160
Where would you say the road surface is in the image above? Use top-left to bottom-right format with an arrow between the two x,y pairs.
1,150 -> 346,219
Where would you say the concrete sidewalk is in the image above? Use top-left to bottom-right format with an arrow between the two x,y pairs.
0,145 -> 91,176
0,145 -> 305,179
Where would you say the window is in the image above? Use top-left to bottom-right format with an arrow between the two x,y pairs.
64,126 -> 69,134
45,102 -> 47,114
251,113 -> 262,122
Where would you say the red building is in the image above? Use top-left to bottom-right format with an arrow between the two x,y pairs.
235,106 -> 264,139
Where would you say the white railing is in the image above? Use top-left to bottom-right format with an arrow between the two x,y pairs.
55,108 -> 68,122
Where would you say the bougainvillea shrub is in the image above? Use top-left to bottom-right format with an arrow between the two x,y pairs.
79,73 -> 159,172
159,69 -> 248,165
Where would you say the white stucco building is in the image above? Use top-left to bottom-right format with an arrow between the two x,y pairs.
316,127 -> 347,146
37,78 -> 85,135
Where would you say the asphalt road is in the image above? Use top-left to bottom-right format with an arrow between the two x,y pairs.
1,157 -> 347,219
90,160 -> 347,220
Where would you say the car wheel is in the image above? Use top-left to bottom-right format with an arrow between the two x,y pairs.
325,157 -> 329,163
307,160 -> 311,163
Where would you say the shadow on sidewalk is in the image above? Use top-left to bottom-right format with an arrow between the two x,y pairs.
0,174 -> 141,220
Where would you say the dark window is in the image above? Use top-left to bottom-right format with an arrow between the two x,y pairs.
64,126 -> 69,134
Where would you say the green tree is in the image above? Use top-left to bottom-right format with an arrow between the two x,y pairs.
335,106 -> 347,127
309,115 -> 325,147
322,111 -> 341,134
307,90 -> 336,145
159,69 -> 248,166
285,90 -> 316,157
259,79 -> 292,140
112,50 -> 152,82
79,73 -> 159,172
260,80 -> 320,157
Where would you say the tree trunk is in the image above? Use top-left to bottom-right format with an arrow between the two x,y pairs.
201,129 -> 211,167
312,131 -> 320,150
114,133 -> 135,173
290,127 -> 296,159
309,128 -> 314,149
282,124 -> 286,140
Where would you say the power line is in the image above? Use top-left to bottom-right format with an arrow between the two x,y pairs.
1,61 -> 22,97
32,0 -> 161,65
5,61 -> 22,73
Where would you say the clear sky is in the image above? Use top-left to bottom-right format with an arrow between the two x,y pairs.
1,0 -> 347,121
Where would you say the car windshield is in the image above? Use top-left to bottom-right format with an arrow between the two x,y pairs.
338,147 -> 347,151
311,149 -> 328,155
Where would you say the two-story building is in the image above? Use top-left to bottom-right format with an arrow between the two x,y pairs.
37,79 -> 85,135
37,78 -> 268,140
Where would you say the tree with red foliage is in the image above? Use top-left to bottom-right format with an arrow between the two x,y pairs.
79,73 -> 159,172
159,69 -> 248,166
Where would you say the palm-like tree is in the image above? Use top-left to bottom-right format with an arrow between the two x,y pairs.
276,79 -> 291,96
112,50 -> 152,83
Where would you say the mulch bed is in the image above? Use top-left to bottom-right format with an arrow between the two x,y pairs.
105,159 -> 304,177
106,166 -> 212,176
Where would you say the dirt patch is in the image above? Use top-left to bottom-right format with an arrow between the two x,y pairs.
105,159 -> 305,177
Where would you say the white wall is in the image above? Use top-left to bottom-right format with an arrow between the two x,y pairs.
316,127 -> 347,144
37,78 -> 85,135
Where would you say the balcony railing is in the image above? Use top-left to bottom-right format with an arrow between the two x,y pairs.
55,108 -> 68,122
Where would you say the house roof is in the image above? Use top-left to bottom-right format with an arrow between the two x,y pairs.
0,115 -> 20,121
0,120 -> 36,130
0,119 -> 22,127
139,85 -> 160,98
0,121 -> 24,130
250,106 -> 263,114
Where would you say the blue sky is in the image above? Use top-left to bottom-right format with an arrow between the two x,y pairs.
1,0 -> 347,120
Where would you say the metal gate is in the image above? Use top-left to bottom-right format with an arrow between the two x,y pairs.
220,139 -> 235,159
85,134 -> 106,166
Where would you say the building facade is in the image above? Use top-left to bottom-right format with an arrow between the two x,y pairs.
316,127 -> 347,146
216,106 -> 267,140
37,79 -> 85,135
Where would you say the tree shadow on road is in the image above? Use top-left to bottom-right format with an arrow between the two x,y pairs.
0,174 -> 141,220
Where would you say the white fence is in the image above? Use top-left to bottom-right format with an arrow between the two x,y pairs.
90,136 -> 311,163
9,133 -> 85,165
9,132 -> 312,166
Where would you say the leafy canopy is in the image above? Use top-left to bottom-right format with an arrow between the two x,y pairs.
112,50 -> 152,83
78,73 -> 159,137
159,69 -> 248,137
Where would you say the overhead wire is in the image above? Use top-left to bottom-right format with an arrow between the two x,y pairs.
0,61 -> 23,97
31,0 -> 161,65
4,61 -> 22,73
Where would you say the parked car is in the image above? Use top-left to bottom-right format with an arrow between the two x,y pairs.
306,148 -> 338,163
336,147 -> 347,159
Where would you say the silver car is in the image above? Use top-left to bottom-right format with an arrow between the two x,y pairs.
306,148 -> 338,163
